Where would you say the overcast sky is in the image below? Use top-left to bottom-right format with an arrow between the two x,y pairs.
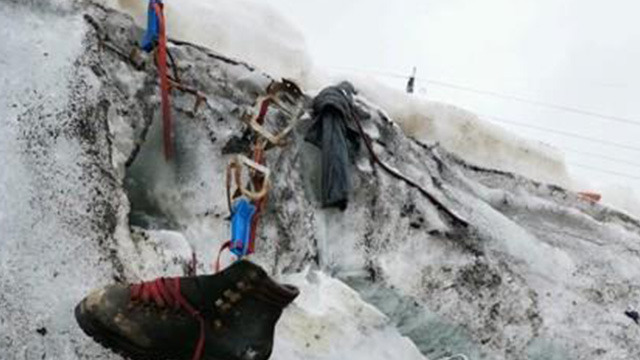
268,0 -> 640,191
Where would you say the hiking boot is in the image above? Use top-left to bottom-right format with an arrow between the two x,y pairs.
75,260 -> 299,360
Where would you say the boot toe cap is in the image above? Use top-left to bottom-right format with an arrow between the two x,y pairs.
78,284 -> 129,321
76,284 -> 153,348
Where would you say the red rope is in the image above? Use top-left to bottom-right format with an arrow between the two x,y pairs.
256,98 -> 271,123
154,3 -> 173,160
247,98 -> 271,252
214,240 -> 232,273
131,277 -> 205,360
248,146 -> 266,252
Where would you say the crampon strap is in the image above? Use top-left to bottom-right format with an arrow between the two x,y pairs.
229,198 -> 257,257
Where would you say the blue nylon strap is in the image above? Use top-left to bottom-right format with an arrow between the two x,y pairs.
141,0 -> 162,52
229,198 -> 256,258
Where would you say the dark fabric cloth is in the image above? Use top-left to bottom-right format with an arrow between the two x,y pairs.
625,310 -> 640,325
305,83 -> 365,209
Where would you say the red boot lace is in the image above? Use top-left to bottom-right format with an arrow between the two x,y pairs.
130,278 -> 206,360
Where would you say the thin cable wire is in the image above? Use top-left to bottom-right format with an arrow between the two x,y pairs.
425,79 -> 640,127
484,116 -> 640,153
485,118 -> 640,180
330,66 -> 640,181
329,66 -> 408,80
560,147 -> 640,169
568,162 -> 640,181
334,66 -> 640,156
474,116 -> 640,181
328,66 -> 640,127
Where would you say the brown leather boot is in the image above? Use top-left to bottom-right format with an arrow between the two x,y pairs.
75,260 -> 299,360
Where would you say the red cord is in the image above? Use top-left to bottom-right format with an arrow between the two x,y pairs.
154,3 -> 173,160
248,146 -> 266,252
256,98 -> 271,124
130,277 -> 205,360
214,240 -> 232,273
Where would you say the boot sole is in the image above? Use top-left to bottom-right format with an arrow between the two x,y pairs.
75,301 -> 214,360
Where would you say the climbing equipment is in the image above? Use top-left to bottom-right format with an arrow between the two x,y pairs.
142,0 -> 173,160
241,79 -> 306,148
226,155 -> 271,207
215,80 -> 305,272
214,155 -> 271,272
239,80 -> 304,250
229,198 -> 257,256
85,12 -> 206,120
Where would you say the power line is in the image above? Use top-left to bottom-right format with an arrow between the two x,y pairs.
425,79 -> 640,127
329,66 -> 408,80
483,116 -> 640,180
330,66 -> 640,181
569,162 -> 640,181
333,66 -> 640,156
485,119 -> 640,181
328,66 -> 640,127
328,65 -> 632,90
484,116 -> 640,153
560,147 -> 640,169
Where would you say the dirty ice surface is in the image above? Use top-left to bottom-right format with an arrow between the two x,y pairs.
2,2 -> 640,360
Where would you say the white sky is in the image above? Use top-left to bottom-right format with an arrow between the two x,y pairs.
269,0 -> 640,191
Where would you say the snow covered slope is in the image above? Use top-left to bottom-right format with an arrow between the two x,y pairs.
2,2 -> 640,360
346,79 -> 573,188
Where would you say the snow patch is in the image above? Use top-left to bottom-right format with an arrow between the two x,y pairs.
274,270 -> 428,360
599,184 -> 640,219
109,0 -> 313,82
